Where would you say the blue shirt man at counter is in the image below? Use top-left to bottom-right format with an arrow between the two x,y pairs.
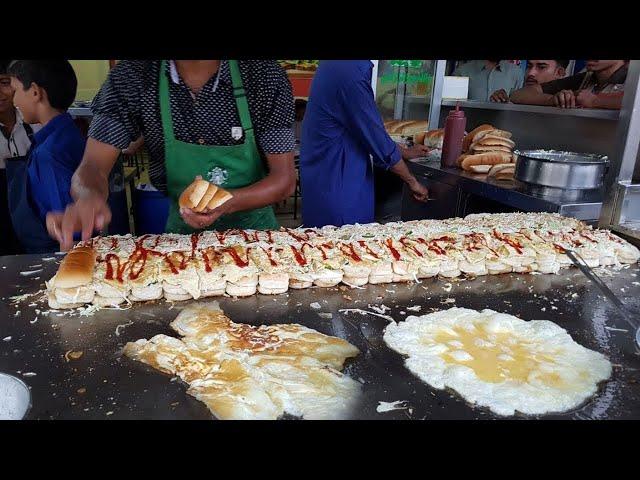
300,60 -> 429,227
6,60 -> 85,253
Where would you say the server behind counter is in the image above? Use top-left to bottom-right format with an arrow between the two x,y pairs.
5,60 -> 85,253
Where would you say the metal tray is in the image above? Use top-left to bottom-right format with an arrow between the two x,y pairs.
514,149 -> 608,190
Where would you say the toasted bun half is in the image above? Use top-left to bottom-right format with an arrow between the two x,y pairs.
423,129 -> 445,148
470,144 -> 513,153
474,135 -> 515,149
414,131 -> 427,145
207,187 -> 233,211
387,120 -> 415,134
399,120 -> 428,135
462,124 -> 494,152
179,178 -> 232,212
53,246 -> 97,289
461,151 -> 513,171
483,128 -> 513,140
487,163 -> 516,179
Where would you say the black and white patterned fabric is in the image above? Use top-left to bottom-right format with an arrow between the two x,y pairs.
89,60 -> 296,193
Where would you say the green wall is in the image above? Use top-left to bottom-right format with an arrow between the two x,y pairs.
69,60 -> 110,101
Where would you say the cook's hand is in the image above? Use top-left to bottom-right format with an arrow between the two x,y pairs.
401,144 -> 431,160
180,194 -> 236,230
490,89 -> 509,103
407,178 -> 429,202
575,89 -> 598,108
553,89 -> 576,108
47,195 -> 112,251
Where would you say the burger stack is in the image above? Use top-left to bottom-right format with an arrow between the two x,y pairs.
457,124 -> 518,179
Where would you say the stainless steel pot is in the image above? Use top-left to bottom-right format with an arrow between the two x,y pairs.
514,149 -> 608,190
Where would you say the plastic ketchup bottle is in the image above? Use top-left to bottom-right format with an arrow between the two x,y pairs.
441,102 -> 467,168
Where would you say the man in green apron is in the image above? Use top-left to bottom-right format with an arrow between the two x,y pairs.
47,60 -> 297,250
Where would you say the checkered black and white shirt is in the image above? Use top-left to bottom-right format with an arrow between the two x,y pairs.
89,60 -> 296,193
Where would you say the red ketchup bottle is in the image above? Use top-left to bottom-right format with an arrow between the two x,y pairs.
441,102 -> 467,168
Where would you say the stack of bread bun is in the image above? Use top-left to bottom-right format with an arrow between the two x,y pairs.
457,124 -> 517,176
179,178 -> 233,213
384,119 -> 429,144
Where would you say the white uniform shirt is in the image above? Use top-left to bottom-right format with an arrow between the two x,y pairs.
0,109 -> 41,169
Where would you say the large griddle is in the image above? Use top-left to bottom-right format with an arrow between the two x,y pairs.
1,253 -> 639,420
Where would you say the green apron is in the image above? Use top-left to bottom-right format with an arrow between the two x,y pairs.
160,60 -> 279,233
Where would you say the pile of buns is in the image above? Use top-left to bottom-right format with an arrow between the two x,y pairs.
384,119 -> 428,144
179,178 -> 233,213
457,124 -> 517,177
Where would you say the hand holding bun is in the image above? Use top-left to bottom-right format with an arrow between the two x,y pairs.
179,178 -> 233,213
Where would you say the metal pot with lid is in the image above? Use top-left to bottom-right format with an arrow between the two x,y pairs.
514,149 -> 609,190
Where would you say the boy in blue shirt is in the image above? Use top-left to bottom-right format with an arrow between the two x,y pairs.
6,60 -> 85,253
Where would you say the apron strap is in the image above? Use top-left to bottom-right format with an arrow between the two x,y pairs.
158,60 -> 175,143
228,60 -> 255,135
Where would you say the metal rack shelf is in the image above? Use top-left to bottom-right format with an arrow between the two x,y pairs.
440,100 -> 620,121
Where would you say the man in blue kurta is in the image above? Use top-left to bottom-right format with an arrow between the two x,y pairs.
300,60 -> 429,228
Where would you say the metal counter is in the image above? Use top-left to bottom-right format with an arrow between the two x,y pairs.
1,253 -> 639,420
404,158 -> 604,222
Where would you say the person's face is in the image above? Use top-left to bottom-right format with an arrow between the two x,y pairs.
0,74 -> 15,115
525,60 -> 565,86
585,60 -> 621,72
10,77 -> 40,124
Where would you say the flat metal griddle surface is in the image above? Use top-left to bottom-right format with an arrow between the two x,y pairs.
1,253 -> 639,420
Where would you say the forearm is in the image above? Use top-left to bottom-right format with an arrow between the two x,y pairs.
592,92 -> 624,109
509,86 -> 554,106
226,152 -> 295,213
71,138 -> 120,201
390,158 -> 418,185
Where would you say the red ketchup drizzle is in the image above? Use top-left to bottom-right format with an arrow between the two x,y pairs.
215,231 -> 227,245
285,228 -> 308,242
399,237 -> 423,257
201,250 -> 213,273
105,253 -> 127,282
358,240 -> 379,259
190,232 -> 202,257
340,243 -> 362,262
259,247 -> 278,266
290,245 -> 308,266
431,236 -> 455,243
164,252 -> 189,274
236,229 -> 251,243
580,233 -> 596,243
385,239 -> 401,261
223,247 -> 250,268
553,243 -> 566,254
110,237 -> 119,250
266,230 -> 274,243
493,230 -> 523,254
316,245 -> 328,260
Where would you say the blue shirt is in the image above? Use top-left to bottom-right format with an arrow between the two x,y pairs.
300,60 -> 401,227
27,113 -> 85,222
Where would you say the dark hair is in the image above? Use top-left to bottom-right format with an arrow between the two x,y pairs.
0,60 -> 11,74
555,60 -> 570,69
7,60 -> 77,111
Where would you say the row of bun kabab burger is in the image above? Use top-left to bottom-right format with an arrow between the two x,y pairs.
384,120 -> 517,180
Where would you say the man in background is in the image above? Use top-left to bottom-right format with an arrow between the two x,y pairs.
453,60 -> 524,102
300,60 -> 429,228
510,60 -> 628,109
490,60 -> 568,102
